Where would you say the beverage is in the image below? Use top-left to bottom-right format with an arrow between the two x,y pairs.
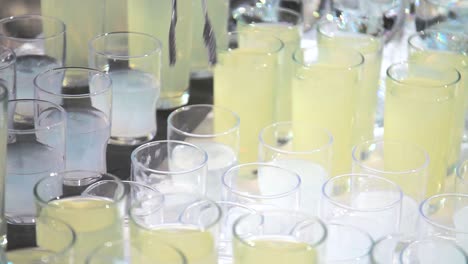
39,196 -> 123,263
233,236 -> 317,264
108,70 -> 160,142
65,107 -> 110,171
16,55 -> 61,99
131,223 -> 217,264
6,248 -> 56,263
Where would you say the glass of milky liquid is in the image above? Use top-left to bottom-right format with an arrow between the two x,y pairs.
89,32 -> 162,146
0,15 -> 65,100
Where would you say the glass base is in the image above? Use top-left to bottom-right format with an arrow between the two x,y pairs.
157,90 -> 189,110
109,132 -> 155,146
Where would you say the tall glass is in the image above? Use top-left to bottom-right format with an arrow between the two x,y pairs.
320,174 -> 403,239
292,46 -> 364,176
384,61 -> 462,195
131,140 -> 208,194
167,104 -> 240,200
317,17 -> 383,145
235,6 -> 302,122
34,67 -> 112,172
0,46 -> 16,99
214,31 -> 284,163
457,160 -> 468,193
400,238 -> 468,263
34,171 -> 125,263
127,0 -> 193,109
6,99 -> 65,226
89,32 -> 162,145
232,210 -> 326,264
415,0 -> 468,32
0,15 -> 65,99
130,192 -> 221,264
0,69 -> 8,249
258,121 -> 333,215
222,163 -> 301,210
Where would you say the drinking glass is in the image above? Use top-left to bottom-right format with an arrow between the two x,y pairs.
371,234 -> 415,264
127,0 -> 194,109
457,160 -> 468,193
0,15 -> 65,99
317,17 -> 384,145
214,31 -> 284,163
320,174 -> 403,239
5,217 -> 76,264
400,238 -> 468,263
6,99 -> 65,225
258,121 -> 333,215
34,67 -> 112,172
415,0 -> 468,32
222,163 -> 301,210
418,193 -> 468,253
384,61 -> 462,195
89,32 -> 162,146
131,140 -> 208,194
0,46 -> 16,99
34,171 -> 126,263
130,192 -> 221,264
85,239 -> 187,264
352,139 -> 429,232
292,46 -> 363,176
232,210 -> 327,264
235,6 -> 302,122
0,85 -> 7,248
167,104 -> 240,200
323,223 -> 373,264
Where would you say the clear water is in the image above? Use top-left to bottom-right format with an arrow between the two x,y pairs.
16,55 -> 61,99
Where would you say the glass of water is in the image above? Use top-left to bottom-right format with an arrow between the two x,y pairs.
0,15 -> 65,99
34,67 -> 112,172
167,104 -> 240,200
89,32 -> 162,146
0,46 -> 16,99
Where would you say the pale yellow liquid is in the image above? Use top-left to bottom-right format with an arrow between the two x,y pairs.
128,0 -> 192,103
214,48 -> 278,163
384,77 -> 461,195
39,196 -> 123,263
130,223 -> 217,264
7,248 -> 57,263
233,236 -> 317,264
318,33 -> 383,144
41,0 -> 105,67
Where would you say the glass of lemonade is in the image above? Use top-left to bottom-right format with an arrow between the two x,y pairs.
222,163 -> 301,210
292,45 -> 364,176
235,6 -> 302,122
167,104 -> 240,201
320,174 -> 403,240
0,15 -> 65,99
214,31 -> 284,163
6,216 -> 76,264
131,140 -> 208,194
384,61 -> 462,195
34,171 -> 126,263
400,238 -> 468,264
0,46 -> 15,99
232,210 -> 326,264
89,32 -> 162,146
258,121 -> 333,215
129,192 -> 221,264
34,67 -> 112,172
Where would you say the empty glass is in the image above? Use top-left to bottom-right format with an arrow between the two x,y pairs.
320,174 -> 403,239
89,32 -> 162,146
0,46 -> 16,99
34,67 -> 112,172
167,104 -> 240,200
400,238 -> 468,263
0,15 -> 65,99
131,140 -> 208,194
6,99 -> 66,225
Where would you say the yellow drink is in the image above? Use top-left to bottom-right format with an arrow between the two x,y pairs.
7,248 -> 56,263
233,236 -> 318,264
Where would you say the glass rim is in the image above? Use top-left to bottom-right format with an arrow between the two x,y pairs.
351,139 -> 430,175
326,223 -> 374,262
386,61 -> 461,88
292,46 -> 365,70
33,170 -> 126,208
419,193 -> 468,234
407,30 -> 468,53
232,210 -> 328,249
89,31 -> 163,60
259,121 -> 334,154
399,238 -> 468,263
34,67 -> 112,99
220,31 -> 285,54
7,99 -> 67,134
0,45 -> 16,71
130,140 -> 209,175
0,14 -> 66,40
234,5 -> 303,25
322,174 -> 403,212
222,162 -> 302,199
167,104 -> 240,138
